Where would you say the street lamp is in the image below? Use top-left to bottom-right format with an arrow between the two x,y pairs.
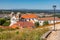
53,5 -> 56,31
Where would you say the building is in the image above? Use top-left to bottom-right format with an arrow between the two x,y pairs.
21,14 -> 39,23
10,12 -> 60,28
10,12 -> 39,28
10,12 -> 21,26
38,17 -> 60,26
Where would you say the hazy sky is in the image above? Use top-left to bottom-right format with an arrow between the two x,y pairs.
0,0 -> 60,9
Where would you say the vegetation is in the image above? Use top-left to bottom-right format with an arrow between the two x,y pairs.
0,18 -> 10,26
0,18 -> 6,25
0,27 -> 16,32
0,28 -> 49,40
3,20 -> 10,26
43,21 -> 49,26
35,22 -> 40,28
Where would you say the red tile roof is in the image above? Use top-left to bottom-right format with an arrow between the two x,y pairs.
10,21 -> 34,28
38,17 -> 60,21
21,14 -> 38,18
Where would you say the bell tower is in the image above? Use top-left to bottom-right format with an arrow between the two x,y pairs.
10,12 -> 15,18
16,12 -> 21,21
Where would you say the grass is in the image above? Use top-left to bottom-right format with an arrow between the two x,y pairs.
0,28 -> 49,40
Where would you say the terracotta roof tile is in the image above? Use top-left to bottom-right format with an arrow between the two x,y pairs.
21,14 -> 38,18
10,21 -> 34,28
38,17 -> 60,21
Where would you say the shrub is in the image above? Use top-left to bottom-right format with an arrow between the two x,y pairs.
0,18 -> 6,25
3,21 -> 10,26
35,22 -> 40,28
43,21 -> 49,26
16,31 -> 19,34
0,28 -> 49,40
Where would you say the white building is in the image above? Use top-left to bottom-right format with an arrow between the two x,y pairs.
38,17 -> 60,26
10,13 -> 39,26
21,14 -> 39,23
10,12 -> 21,26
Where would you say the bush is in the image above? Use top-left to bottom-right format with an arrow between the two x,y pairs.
16,31 -> 19,34
0,28 -> 49,40
35,22 -> 40,28
0,18 -> 6,25
43,21 -> 49,26
3,21 -> 10,26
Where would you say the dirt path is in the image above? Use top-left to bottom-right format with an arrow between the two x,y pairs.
47,24 -> 60,40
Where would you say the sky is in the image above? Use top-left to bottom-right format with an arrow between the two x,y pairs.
0,0 -> 60,10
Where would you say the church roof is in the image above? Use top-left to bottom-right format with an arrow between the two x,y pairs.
21,14 -> 38,19
10,21 -> 34,28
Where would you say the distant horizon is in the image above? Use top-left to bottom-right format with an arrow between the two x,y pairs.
0,9 -> 60,10
0,0 -> 60,9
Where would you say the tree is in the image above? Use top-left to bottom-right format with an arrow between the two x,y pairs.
3,21 -> 10,26
0,18 -> 6,25
43,21 -> 49,26
35,22 -> 40,28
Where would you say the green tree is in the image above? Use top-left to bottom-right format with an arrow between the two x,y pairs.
0,18 -> 6,25
35,22 -> 40,28
3,21 -> 10,26
43,21 -> 49,26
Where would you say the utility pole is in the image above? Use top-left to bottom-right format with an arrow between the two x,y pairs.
53,5 -> 56,31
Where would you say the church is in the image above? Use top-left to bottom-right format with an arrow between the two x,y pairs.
9,12 -> 39,28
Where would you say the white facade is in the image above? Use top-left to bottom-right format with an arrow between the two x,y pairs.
39,20 -> 60,26
10,12 -> 20,26
10,16 -> 17,26
26,18 -> 38,23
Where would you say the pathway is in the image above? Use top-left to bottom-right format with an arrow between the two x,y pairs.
47,24 -> 60,40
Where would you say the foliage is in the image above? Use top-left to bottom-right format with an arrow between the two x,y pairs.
0,28 -> 49,40
35,22 -> 40,28
0,27 -> 16,32
0,18 -> 10,26
16,31 -> 19,34
3,21 -> 10,26
0,18 -> 6,25
43,21 -> 49,26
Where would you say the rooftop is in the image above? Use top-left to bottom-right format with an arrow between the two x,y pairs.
10,21 -> 34,28
38,17 -> 60,21
21,14 -> 38,19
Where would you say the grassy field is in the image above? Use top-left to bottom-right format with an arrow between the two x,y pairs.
0,28 -> 49,40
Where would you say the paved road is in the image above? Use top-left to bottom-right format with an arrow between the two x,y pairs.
47,24 -> 60,40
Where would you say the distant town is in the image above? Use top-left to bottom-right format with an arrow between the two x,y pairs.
0,9 -> 60,18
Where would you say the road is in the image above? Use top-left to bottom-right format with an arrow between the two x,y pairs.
47,24 -> 60,40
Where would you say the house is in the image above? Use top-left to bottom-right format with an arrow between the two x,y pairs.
21,14 -> 39,23
10,12 -> 38,28
38,17 -> 60,26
